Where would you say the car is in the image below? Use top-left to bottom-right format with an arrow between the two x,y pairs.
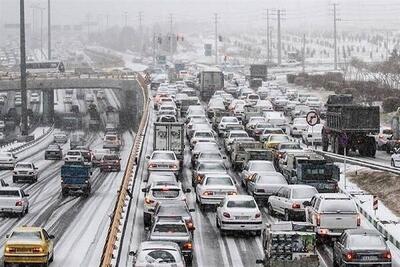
158,104 -> 177,117
305,193 -> 360,239
246,93 -> 260,105
63,95 -> 73,104
85,94 -> 95,103
194,151 -> 226,168
264,111 -> 287,127
146,171 -> 177,184
305,96 -> 322,109
263,134 -> 291,150
147,217 -> 193,264
0,152 -> 17,169
391,149 -> 400,167
64,150 -> 85,163
196,174 -> 237,210
146,151 -> 180,177
333,229 -> 392,267
96,90 -> 105,99
91,148 -> 111,166
192,162 -> 227,187
245,117 -> 266,132
224,130 -> 249,153
141,181 -> 190,227
15,97 -> 22,106
376,127 -> 393,151
3,226 -> 55,266
0,187 -> 29,217
191,142 -> 220,165
156,115 -> 177,122
53,131 -> 68,143
259,128 -> 285,142
186,121 -> 210,139
249,122 -> 273,139
290,117 -> 308,137
30,92 -> 40,103
130,241 -> 186,267
240,160 -> 275,186
245,172 -> 288,204
100,154 -> 121,172
190,129 -> 216,149
302,124 -> 323,146
44,144 -> 63,160
103,134 -> 121,150
272,142 -> 303,167
152,201 -> 196,232
218,116 -> 240,135
267,185 -> 318,221
216,195 -> 263,236
12,162 -> 38,183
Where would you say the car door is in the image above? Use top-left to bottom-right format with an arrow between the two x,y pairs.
42,229 -> 54,258
241,163 -> 249,182
279,188 -> 291,214
247,174 -> 257,193
271,188 -> 284,214
334,233 -> 347,263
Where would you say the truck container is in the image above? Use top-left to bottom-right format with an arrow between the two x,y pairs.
70,131 -> 85,149
105,106 -> 120,131
88,104 -> 101,130
250,64 -> 268,81
61,164 -> 91,197
153,122 -> 185,161
230,141 -> 267,171
322,95 -> 380,156
199,68 -> 224,102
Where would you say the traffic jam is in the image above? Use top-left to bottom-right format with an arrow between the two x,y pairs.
131,66 -> 393,267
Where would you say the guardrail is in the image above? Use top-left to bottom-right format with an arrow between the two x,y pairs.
100,73 -> 149,267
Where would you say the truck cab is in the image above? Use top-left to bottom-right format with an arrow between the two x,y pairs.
61,164 -> 92,197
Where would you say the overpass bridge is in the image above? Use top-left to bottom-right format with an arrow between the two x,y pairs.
0,75 -> 146,129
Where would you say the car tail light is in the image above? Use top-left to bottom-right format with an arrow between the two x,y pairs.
203,191 -> 214,196
148,163 -> 157,168
292,203 -> 300,209
345,251 -> 356,261
192,140 -> 197,145
145,197 -> 154,204
228,191 -> 237,195
15,200 -> 23,206
32,247 -> 44,253
383,250 -> 392,260
169,165 -> 178,170
278,152 -> 284,158
315,214 -> 321,226
196,175 -> 204,182
357,214 -> 361,226
223,212 -> 231,218
183,242 -> 192,250
255,212 -> 261,218
5,247 -> 16,253
185,220 -> 194,230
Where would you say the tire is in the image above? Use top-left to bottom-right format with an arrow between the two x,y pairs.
25,206 -> 29,214
284,209 -> 290,221
12,177 -> 17,183
49,252 -> 54,262
255,230 -> 262,236
392,160 -> 395,167
216,216 -> 221,229
267,203 -> 275,216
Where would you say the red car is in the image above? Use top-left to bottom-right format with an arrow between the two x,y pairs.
100,154 -> 121,172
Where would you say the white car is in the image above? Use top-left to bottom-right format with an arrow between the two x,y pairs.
103,133 -> 121,150
190,130 -> 216,149
0,187 -> 29,217
64,150 -> 85,163
30,92 -> 40,103
264,111 -> 287,127
91,148 -> 111,166
245,117 -> 266,131
302,124 -> 323,145
63,96 -> 73,104
218,116 -> 240,135
130,241 -> 185,267
241,160 -> 275,185
224,130 -> 249,152
391,150 -> 400,167
196,174 -> 237,210
147,151 -> 180,176
267,185 -> 318,221
0,152 -> 17,169
290,117 -> 308,137
13,162 -> 39,183
53,131 -> 68,143
158,104 -> 177,117
216,195 -> 263,235
305,96 -> 322,109
245,171 -> 288,203
15,97 -> 22,106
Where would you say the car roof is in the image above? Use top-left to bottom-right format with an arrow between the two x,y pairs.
315,193 -> 350,199
13,226 -> 43,232
285,184 -> 317,190
0,187 -> 21,191
139,241 -> 180,250
225,195 -> 254,201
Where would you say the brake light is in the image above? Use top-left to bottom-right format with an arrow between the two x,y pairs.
145,197 -> 155,204
383,250 -> 392,260
148,163 -> 157,168
183,242 -> 192,250
15,200 -> 23,206
32,247 -> 44,253
315,214 -> 321,226
255,212 -> 261,218
185,220 -> 194,230
345,251 -> 356,261
292,203 -> 300,209
357,214 -> 361,226
223,212 -> 231,218
228,191 -> 237,195
5,247 -> 16,253
203,191 -> 214,196
169,165 -> 178,169
197,175 -> 204,182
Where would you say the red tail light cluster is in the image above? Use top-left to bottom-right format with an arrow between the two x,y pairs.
357,214 -> 361,226
292,203 -> 300,209
183,242 -> 192,250
203,191 -> 214,196
145,197 -> 155,204
15,200 -> 23,206
185,220 -> 195,230
383,250 -> 392,260
315,214 -> 321,226
345,251 -> 357,261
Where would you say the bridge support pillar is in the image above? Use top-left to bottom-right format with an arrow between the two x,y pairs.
42,90 -> 54,124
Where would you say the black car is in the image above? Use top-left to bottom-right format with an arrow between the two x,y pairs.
333,229 -> 392,267
44,144 -> 63,160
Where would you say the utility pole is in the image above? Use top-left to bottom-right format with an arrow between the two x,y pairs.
302,33 -> 306,72
277,9 -> 282,65
39,7 -> 44,60
169,13 -> 173,59
20,0 -> 28,136
152,32 -> 156,65
266,9 -> 270,64
139,12 -> 143,57
47,0 -> 51,60
106,14 -> 109,29
214,13 -> 218,65
333,3 -> 338,70
124,12 -> 128,27
139,12 -> 143,29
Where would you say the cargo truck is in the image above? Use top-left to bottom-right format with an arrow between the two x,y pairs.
153,122 -> 185,161
322,95 -> 380,156
250,64 -> 268,81
199,68 -> 224,102
61,164 -> 91,197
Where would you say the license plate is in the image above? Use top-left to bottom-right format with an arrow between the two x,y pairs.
1,208 -> 12,212
362,256 -> 378,261
158,165 -> 168,168
235,216 -> 250,220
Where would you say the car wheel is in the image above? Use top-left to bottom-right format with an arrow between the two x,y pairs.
25,206 -> 29,214
391,160 -> 395,167
12,177 -> 17,183
216,216 -> 220,229
267,203 -> 275,216
284,209 -> 290,221
49,252 -> 54,262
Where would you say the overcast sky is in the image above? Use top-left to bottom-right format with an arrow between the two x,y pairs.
1,0 -> 400,35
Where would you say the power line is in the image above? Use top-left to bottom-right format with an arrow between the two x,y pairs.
214,13 -> 218,65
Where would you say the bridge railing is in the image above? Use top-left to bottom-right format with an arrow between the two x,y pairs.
100,73 -> 149,267
0,72 -> 137,81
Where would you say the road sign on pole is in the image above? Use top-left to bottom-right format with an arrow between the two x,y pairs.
306,111 -> 319,127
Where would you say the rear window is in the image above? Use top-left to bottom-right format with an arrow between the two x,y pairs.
103,155 -> 119,160
152,153 -> 175,160
0,190 -> 20,197
138,250 -> 180,264
320,199 -> 357,213
280,144 -> 301,150
250,162 -> 274,172
10,231 -> 41,241
270,135 -> 289,142
222,117 -> 238,123
292,188 -> 318,199
258,175 -> 287,184
154,224 -> 187,233
105,136 -> 117,141
152,189 -> 180,198
16,164 -> 32,169
195,132 -> 213,138
205,177 -> 233,186
227,200 -> 256,208
264,129 -> 284,134
231,133 -> 248,138
198,163 -> 226,172
199,153 -> 221,160
348,235 -> 386,250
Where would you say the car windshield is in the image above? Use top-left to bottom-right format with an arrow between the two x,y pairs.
0,190 -> 20,197
152,153 -> 175,160
103,155 -> 119,160
270,135 -> 289,142
292,188 -> 318,199
348,235 -> 386,250
153,224 -> 187,233
222,117 -> 238,123
280,144 -> 301,150
321,199 -> 357,213
205,177 -> 233,186
152,189 -> 180,198
199,163 -> 225,172
230,132 -> 248,138
16,164 -> 31,169
250,162 -> 274,171
199,153 -> 221,160
138,249 -> 179,264
195,132 -> 213,138
258,175 -> 287,184
10,231 -> 42,241
227,200 -> 256,208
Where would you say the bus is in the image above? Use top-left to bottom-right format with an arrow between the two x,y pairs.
26,61 -> 65,75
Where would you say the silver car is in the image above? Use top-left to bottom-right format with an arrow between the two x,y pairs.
245,172 -> 288,204
130,241 -> 186,267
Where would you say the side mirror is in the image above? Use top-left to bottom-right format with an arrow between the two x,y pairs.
141,188 -> 148,193
189,208 -> 195,212
6,234 -> 9,238
303,201 -> 311,207
25,193 -> 30,197
14,156 -> 17,159
129,251 -> 136,256
49,235 -> 55,239
223,156 -> 227,159
146,155 -> 150,159
185,188 -> 191,193
34,167 -> 38,170
256,259 -> 265,264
